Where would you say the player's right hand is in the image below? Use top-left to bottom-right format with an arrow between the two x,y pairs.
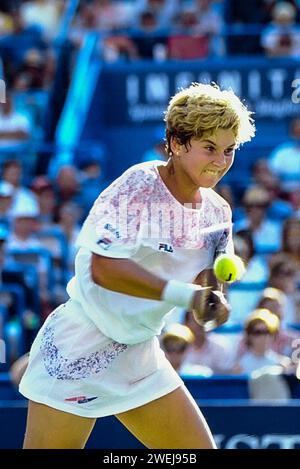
191,287 -> 231,329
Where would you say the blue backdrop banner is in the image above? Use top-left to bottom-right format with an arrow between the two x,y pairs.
98,58 -> 300,126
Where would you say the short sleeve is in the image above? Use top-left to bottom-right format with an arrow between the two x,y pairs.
215,202 -> 234,257
76,167 -> 153,259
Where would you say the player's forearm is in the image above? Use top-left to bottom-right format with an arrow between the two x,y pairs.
91,253 -> 167,300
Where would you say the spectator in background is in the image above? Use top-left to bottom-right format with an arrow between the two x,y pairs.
93,0 -> 133,32
171,0 -> 224,59
215,183 -> 235,216
277,218 -> 300,281
261,1 -> 300,58
234,185 -> 282,254
0,93 -> 31,150
268,254 -> 300,325
0,8 -> 48,86
71,1 -> 134,53
234,230 -> 269,284
182,310 -> 234,374
133,0 -> 179,29
195,0 -> 223,34
69,3 -> 102,49
261,0 -> 300,22
256,287 -> 300,357
227,230 -> 269,324
8,198 -> 41,250
235,308 -> 291,374
0,224 -> 8,268
30,176 -> 56,228
2,159 -> 37,215
195,0 -> 224,55
257,288 -> 286,321
0,223 -> 26,321
31,176 -> 69,302
131,10 -> 168,60
173,6 -> 201,35
54,165 -> 81,207
55,202 -> 81,275
0,225 -> 10,323
160,323 -> 212,376
0,181 -> 13,228
168,6 -> 209,60
102,35 -> 138,63
216,182 -> 247,235
268,118 -> 300,192
7,198 -> 53,318
78,159 -> 108,219
289,184 -> 300,217
76,2 -> 137,61
0,9 -> 13,36
13,48 -> 50,91
252,158 -> 278,189
20,0 -> 65,39
250,159 -> 293,220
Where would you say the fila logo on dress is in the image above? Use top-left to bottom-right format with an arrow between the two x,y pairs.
97,237 -> 112,249
158,243 -> 174,253
65,396 -> 98,404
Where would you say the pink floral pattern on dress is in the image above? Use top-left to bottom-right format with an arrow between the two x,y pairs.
88,162 -> 232,252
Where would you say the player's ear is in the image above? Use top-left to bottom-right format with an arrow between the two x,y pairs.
170,137 -> 181,156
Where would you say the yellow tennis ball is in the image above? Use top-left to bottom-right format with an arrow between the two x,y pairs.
213,253 -> 245,283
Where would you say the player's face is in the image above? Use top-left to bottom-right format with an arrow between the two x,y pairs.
174,128 -> 236,188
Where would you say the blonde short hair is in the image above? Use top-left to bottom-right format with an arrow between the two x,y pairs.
164,82 -> 255,155
245,308 -> 280,335
162,324 -> 195,344
262,287 -> 285,305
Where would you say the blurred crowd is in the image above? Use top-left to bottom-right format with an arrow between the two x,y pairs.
0,1 -> 65,91
1,1 -> 300,401
1,1 -> 300,79
70,0 -> 300,60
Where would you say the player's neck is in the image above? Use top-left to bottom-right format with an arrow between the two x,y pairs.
158,164 -> 202,207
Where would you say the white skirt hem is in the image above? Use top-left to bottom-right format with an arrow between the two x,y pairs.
19,380 -> 183,418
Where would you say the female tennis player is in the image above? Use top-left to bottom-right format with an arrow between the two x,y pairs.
20,83 -> 255,449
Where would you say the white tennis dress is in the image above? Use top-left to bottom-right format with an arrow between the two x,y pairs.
19,161 -> 233,417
